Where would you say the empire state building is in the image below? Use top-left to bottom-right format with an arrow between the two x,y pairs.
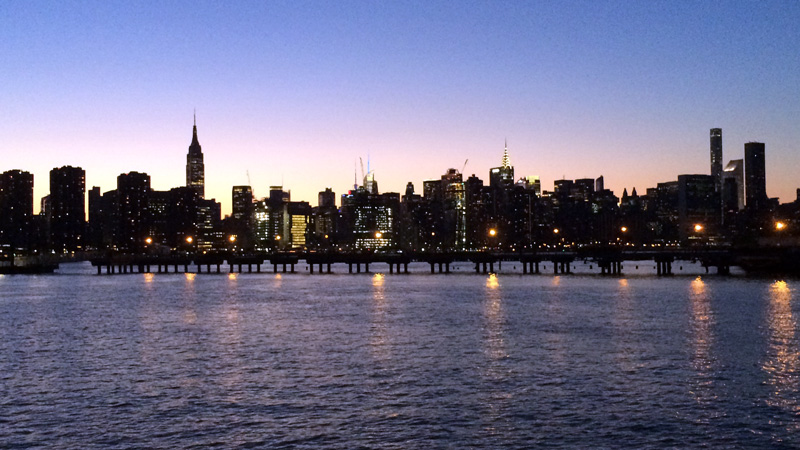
186,116 -> 205,198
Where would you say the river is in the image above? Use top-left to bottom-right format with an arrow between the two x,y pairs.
1,262 -> 798,448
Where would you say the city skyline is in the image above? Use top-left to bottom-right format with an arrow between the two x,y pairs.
2,121 -> 796,217
2,1 -> 799,216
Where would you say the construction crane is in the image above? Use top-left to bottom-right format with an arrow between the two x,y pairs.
461,159 -> 468,175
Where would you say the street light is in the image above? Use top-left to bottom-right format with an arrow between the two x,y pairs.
145,237 -> 153,245
553,228 -> 560,234
488,228 -> 497,237
620,226 -> 628,233
375,231 -> 383,239
776,221 -> 787,231
694,224 -> 703,233
228,235 -> 237,243
186,236 -> 194,244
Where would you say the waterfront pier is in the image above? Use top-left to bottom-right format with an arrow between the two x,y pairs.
80,247 -> 793,276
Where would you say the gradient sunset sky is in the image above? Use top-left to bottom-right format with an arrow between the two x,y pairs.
2,1 -> 799,215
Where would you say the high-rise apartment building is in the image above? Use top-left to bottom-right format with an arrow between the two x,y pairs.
49,165 -> 85,252
186,116 -> 205,199
0,169 -> 34,249
677,174 -> 718,242
117,172 -> 151,250
744,142 -> 767,212
232,185 -> 254,221
710,128 -> 723,191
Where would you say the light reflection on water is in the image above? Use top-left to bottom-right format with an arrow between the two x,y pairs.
1,266 -> 799,448
764,280 -> 800,426
370,273 -> 390,361
483,274 -> 506,361
688,276 -> 717,409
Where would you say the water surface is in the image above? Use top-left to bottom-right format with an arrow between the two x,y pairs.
1,262 -> 798,448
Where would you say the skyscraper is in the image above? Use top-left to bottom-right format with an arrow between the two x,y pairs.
677,174 -> 718,242
744,142 -> 767,212
0,169 -> 34,249
722,160 -> 744,211
710,128 -> 722,192
49,165 -> 85,252
489,141 -> 514,189
232,185 -> 254,221
186,115 -> 205,199
116,172 -> 151,250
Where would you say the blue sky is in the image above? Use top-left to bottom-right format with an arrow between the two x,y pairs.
2,1 -> 799,214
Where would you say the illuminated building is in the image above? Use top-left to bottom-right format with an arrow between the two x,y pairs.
489,141 -> 515,190
0,169 -> 34,250
288,202 -> 312,249
525,175 -> 542,197
441,168 -> 466,249
186,115 -> 205,198
232,186 -> 254,221
253,199 -> 270,251
49,165 -> 85,252
195,199 -> 220,251
341,186 -> 398,251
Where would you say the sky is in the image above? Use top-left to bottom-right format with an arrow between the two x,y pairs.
2,0 -> 799,216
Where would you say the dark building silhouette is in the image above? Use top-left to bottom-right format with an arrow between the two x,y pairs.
310,188 -> 338,249
229,185 -> 255,249
49,165 -> 85,252
745,142 -> 767,212
318,188 -> 336,209
678,174 -> 719,242
87,186 -> 104,249
710,128 -> 723,192
117,172 -> 151,251
0,170 -> 34,250
464,174 -> 486,249
186,116 -> 205,199
722,160 -> 744,212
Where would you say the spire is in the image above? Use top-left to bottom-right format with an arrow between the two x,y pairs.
189,115 -> 201,154
501,139 -> 511,169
